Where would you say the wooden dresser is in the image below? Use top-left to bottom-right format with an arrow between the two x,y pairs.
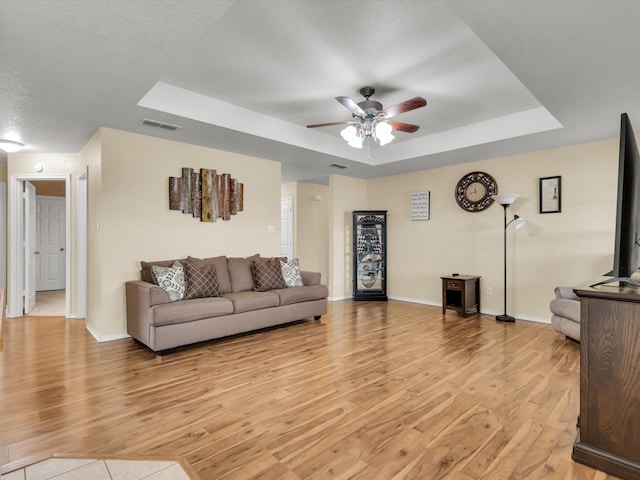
573,284 -> 640,479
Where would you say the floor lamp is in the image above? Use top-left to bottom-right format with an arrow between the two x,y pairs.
492,194 -> 527,322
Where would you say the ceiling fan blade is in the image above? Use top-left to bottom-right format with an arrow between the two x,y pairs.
336,96 -> 366,116
306,121 -> 348,128
382,97 -> 427,118
388,120 -> 420,133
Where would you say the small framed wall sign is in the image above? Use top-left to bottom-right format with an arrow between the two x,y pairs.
539,176 -> 561,213
411,191 -> 430,220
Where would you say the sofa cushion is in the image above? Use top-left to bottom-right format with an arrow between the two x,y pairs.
252,259 -> 286,291
151,261 -> 186,302
280,258 -> 304,287
184,261 -> 221,299
228,254 -> 260,292
151,297 -> 234,326
141,258 -> 186,284
273,284 -> 329,306
222,291 -> 279,313
186,256 -> 232,293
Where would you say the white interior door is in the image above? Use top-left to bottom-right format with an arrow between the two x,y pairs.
24,182 -> 36,314
36,196 -> 66,291
281,197 -> 293,260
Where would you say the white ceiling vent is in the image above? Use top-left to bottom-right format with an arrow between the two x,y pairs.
329,163 -> 348,169
141,119 -> 182,131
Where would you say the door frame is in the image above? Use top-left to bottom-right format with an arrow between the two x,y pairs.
76,168 -> 88,318
7,174 -> 71,318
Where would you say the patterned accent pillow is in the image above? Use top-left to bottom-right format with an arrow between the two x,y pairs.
251,259 -> 287,292
280,258 -> 304,287
184,261 -> 221,299
152,261 -> 186,302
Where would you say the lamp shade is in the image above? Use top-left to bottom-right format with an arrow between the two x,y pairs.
492,194 -> 519,206
514,216 -> 527,229
375,121 -> 395,146
340,125 -> 357,142
0,139 -> 24,153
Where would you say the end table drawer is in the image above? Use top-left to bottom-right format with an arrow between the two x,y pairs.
446,279 -> 462,290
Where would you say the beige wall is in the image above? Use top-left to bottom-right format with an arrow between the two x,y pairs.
285,136 -> 619,321
281,181 -> 330,285
328,174 -> 368,299
366,138 -> 618,320
81,131 -> 103,336
91,128 -> 281,338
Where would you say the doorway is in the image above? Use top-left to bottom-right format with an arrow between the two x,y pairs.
32,183 -> 66,316
7,174 -> 72,318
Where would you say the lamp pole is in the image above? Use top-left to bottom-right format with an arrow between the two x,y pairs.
492,194 -> 523,322
497,203 -> 515,322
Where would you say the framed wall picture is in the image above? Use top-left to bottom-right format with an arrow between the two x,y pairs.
411,191 -> 430,220
539,176 -> 561,213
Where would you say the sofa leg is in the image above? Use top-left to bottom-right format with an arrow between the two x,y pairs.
314,315 -> 322,321
156,348 -> 176,356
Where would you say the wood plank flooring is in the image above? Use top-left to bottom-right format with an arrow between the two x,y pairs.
0,300 -> 619,479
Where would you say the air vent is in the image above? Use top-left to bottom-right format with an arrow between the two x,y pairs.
141,119 -> 182,131
329,163 -> 348,169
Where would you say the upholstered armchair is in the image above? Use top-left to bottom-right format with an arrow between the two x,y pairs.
550,286 -> 580,342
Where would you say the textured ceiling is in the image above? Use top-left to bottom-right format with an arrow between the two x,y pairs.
2,1 -> 640,183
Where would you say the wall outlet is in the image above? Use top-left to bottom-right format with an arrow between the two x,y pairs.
486,287 -> 493,295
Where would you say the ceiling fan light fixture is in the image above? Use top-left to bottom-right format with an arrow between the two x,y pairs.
348,136 -> 363,149
375,121 -> 395,146
313,88 -> 426,149
340,125 -> 358,142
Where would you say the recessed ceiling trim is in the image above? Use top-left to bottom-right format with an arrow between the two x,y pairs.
140,82 -> 561,167
138,82 -> 364,163
368,106 -> 563,166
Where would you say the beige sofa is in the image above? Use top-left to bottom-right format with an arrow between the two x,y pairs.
549,286 -> 580,342
126,255 -> 328,354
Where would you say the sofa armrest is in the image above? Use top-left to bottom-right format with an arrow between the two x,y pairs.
555,286 -> 579,301
301,270 -> 321,286
125,280 -> 169,347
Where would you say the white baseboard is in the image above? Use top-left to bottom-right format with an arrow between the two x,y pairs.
388,295 -> 551,324
388,295 -> 440,307
328,296 -> 352,302
86,323 -> 131,343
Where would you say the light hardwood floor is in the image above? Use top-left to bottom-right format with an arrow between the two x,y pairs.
0,301 -> 618,479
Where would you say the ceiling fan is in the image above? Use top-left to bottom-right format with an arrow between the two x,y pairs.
307,86 -> 427,148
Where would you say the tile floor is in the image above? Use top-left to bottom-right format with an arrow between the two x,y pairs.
1,457 -> 193,480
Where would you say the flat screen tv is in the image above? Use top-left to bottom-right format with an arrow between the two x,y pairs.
592,113 -> 640,287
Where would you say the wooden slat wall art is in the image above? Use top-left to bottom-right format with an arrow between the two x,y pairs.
200,169 -> 217,222
191,171 -> 202,219
169,167 -> 244,222
168,177 -> 183,211
230,178 -> 238,215
182,167 -> 193,214
216,174 -> 225,219
222,173 -> 231,221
